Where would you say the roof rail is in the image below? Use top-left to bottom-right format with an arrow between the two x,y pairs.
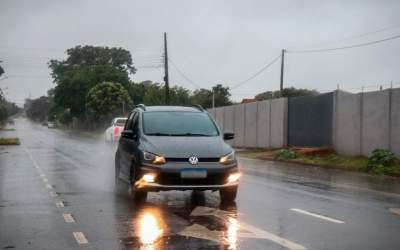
191,104 -> 204,112
136,104 -> 146,111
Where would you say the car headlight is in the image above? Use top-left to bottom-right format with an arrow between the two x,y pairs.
219,151 -> 235,164
143,151 -> 166,165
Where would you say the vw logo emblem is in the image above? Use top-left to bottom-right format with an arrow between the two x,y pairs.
188,156 -> 199,165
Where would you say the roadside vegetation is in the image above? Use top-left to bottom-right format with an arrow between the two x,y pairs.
23,45 -> 317,130
0,137 -> 20,145
238,148 -> 400,176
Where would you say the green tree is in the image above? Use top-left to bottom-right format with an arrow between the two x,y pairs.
49,45 -> 135,122
86,82 -> 132,123
255,87 -> 319,101
0,65 -> 4,77
191,84 -> 232,108
25,96 -> 50,122
142,83 -> 165,105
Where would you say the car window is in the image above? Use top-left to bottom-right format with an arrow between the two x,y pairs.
115,118 -> 127,126
142,111 -> 219,136
125,112 -> 136,130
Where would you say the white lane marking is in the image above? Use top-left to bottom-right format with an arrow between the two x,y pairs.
40,174 -> 46,178
49,191 -> 58,197
290,208 -> 345,224
73,232 -> 88,245
42,178 -> 48,183
24,147 -> 41,170
190,206 -> 306,250
63,213 -> 76,223
56,201 -> 64,208
389,208 -> 400,215
46,184 -> 53,189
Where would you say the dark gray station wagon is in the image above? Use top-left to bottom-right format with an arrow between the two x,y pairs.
115,105 -> 239,203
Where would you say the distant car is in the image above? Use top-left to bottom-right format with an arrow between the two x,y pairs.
47,122 -> 56,128
105,117 -> 128,143
114,105 -> 239,203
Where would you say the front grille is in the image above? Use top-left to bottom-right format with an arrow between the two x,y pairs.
165,157 -> 220,163
158,172 -> 227,185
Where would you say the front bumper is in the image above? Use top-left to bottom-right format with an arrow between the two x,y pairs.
135,162 -> 239,191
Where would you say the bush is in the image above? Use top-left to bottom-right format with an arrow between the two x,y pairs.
275,149 -> 297,160
367,149 -> 399,174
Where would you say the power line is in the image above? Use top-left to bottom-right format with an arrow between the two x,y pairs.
230,54 -> 281,90
168,58 -> 202,89
288,34 -> 400,53
291,23 -> 400,50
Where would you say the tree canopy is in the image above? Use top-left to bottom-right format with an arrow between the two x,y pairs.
255,87 -> 319,101
49,45 -> 135,121
191,84 -> 232,108
86,82 -> 132,123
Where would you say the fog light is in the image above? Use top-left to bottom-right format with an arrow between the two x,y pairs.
143,174 -> 156,183
227,173 -> 240,183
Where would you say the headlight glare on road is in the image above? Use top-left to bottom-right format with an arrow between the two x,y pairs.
219,151 -> 235,164
143,151 -> 166,165
227,173 -> 240,183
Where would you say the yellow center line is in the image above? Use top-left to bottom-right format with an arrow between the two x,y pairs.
73,232 -> 89,245
49,191 -> 58,197
63,213 -> 76,223
389,208 -> 400,215
56,201 -> 64,208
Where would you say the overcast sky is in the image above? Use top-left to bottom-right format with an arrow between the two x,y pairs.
1,0 -> 400,104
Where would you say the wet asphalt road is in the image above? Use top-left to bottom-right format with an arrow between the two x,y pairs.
1,118 -> 400,250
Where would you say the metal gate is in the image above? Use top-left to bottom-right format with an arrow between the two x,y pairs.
288,93 -> 334,147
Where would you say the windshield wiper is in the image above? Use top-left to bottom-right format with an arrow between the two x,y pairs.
171,133 -> 212,137
146,132 -> 173,136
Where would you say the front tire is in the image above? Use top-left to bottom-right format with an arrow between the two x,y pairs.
115,154 -> 127,194
220,186 -> 238,203
129,163 -> 147,203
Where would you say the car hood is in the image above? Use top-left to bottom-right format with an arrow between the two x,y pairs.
140,135 -> 232,158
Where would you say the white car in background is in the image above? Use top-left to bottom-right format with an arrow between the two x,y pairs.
105,117 -> 127,143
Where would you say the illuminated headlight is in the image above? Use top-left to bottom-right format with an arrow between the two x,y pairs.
143,151 -> 166,165
219,151 -> 235,164
142,174 -> 156,183
227,173 -> 240,183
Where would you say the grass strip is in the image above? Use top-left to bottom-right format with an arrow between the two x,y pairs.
0,137 -> 20,145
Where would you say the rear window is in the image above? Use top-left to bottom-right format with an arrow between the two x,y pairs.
143,111 -> 219,136
115,119 -> 127,126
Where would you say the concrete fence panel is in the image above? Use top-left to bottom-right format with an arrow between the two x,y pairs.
361,90 -> 390,156
256,100 -> 271,148
391,88 -> 400,156
233,104 -> 245,147
244,102 -> 258,148
270,98 -> 287,148
215,107 -> 225,132
223,105 -> 235,146
335,91 -> 361,155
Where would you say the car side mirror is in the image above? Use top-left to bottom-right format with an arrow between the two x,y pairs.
223,132 -> 234,140
121,130 -> 137,140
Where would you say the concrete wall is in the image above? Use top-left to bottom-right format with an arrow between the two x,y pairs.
270,98 -> 288,148
208,88 -> 399,156
208,98 -> 287,148
361,90 -> 390,155
334,89 -> 399,156
334,91 -> 361,155
390,89 -> 400,156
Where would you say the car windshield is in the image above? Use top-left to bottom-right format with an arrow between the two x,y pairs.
115,119 -> 127,126
143,111 -> 219,136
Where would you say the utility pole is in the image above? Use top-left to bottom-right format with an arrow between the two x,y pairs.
280,49 -> 285,94
163,32 -> 170,105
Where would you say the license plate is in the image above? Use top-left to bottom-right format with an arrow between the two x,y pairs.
181,169 -> 207,179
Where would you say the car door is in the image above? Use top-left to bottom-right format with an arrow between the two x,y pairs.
119,111 -> 140,182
